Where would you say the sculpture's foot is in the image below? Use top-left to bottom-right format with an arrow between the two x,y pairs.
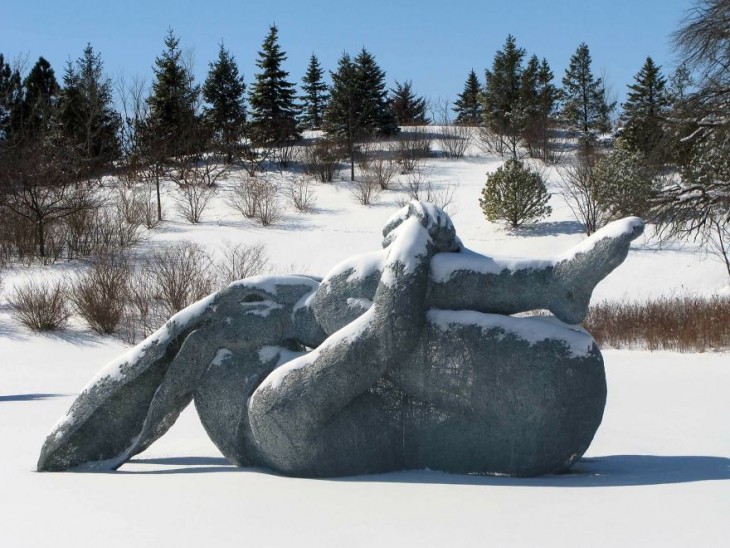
550,217 -> 644,324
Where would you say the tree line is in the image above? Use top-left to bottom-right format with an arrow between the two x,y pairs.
0,2 -> 728,272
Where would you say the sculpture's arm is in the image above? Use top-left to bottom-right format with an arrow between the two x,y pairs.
429,217 -> 645,323
313,213 -> 644,328
248,208 -> 454,474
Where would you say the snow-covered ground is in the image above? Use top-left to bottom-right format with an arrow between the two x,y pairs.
1,140 -> 728,546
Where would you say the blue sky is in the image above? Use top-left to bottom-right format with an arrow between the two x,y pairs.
3,0 -> 692,110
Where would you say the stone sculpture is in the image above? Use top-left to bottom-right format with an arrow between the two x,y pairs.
38,202 -> 644,477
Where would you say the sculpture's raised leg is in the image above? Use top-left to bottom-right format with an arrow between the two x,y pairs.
37,276 -> 323,471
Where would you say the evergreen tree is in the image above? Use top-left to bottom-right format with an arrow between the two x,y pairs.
390,80 -> 429,126
324,49 -> 397,180
248,25 -> 299,145
324,53 -> 361,180
203,43 -> 246,162
453,69 -> 482,125
21,57 -> 60,137
146,29 -> 201,156
354,48 -> 398,136
483,35 -> 529,158
532,58 -> 559,158
0,54 -> 23,141
620,57 -> 669,159
561,43 -> 614,133
479,159 -> 552,228
299,54 -> 328,130
58,44 -> 120,173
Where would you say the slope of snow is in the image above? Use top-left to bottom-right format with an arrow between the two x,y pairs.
1,141 -> 728,546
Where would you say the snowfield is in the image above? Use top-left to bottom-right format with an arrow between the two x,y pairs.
1,140 -> 728,547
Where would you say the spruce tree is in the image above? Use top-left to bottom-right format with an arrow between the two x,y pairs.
21,57 -> 60,137
354,48 -> 398,136
58,44 -> 120,173
203,43 -> 246,162
620,57 -> 669,159
561,43 -> 614,133
146,29 -> 201,156
453,69 -> 482,125
483,35 -> 528,157
248,25 -> 299,145
324,53 -> 361,180
390,80 -> 429,126
0,54 -> 23,141
300,54 -> 328,130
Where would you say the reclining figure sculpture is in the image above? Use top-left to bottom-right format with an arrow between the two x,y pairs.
38,202 -> 644,477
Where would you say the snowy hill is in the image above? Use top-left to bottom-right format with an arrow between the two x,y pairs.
1,141 -> 728,547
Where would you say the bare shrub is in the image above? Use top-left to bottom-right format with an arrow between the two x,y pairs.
557,154 -> 610,235
70,254 -> 130,334
8,278 -> 70,331
147,241 -> 217,318
238,145 -> 269,176
121,267 -> 157,343
287,175 -> 317,212
216,242 -> 269,286
174,183 -> 216,223
302,139 -> 342,182
584,295 -> 730,352
228,175 -> 281,226
396,170 -> 459,214
358,145 -> 399,190
394,128 -> 432,173
438,124 -> 472,158
351,173 -> 381,206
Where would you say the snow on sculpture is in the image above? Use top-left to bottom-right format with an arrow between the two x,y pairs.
38,202 -> 644,477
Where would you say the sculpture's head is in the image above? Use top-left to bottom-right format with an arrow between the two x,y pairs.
215,275 -> 326,349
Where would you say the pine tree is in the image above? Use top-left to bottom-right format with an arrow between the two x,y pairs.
58,44 -> 120,173
324,53 -> 361,181
203,43 -> 246,162
300,54 -> 328,130
453,69 -> 482,125
0,54 -> 23,141
248,25 -> 299,145
390,80 -> 429,126
620,57 -> 669,159
561,43 -> 614,134
21,57 -> 60,137
146,29 -> 201,155
354,48 -> 398,136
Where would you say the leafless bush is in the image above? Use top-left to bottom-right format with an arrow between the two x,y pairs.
147,241 -> 217,318
396,167 -> 459,214
557,155 -> 610,235
174,183 -> 216,223
8,278 -> 70,331
70,254 -> 131,334
584,295 -> 730,352
121,267 -> 157,343
358,145 -> 399,190
302,139 -> 342,182
394,128 -> 432,173
287,175 -> 317,212
228,175 -> 281,226
437,124 -> 472,158
474,126 -> 506,156
351,172 -> 381,205
216,242 -> 269,286
238,145 -> 269,176
274,141 -> 299,170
